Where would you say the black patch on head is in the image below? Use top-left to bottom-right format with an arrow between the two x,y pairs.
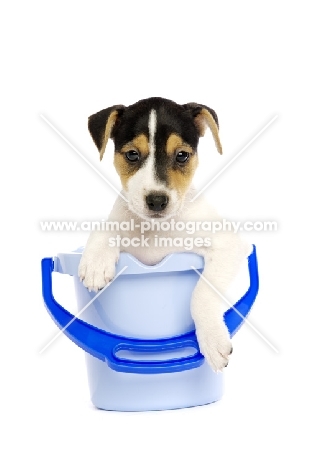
112,98 -> 201,184
113,101 -> 151,152
153,101 -> 199,183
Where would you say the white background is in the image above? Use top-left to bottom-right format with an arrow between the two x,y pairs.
1,1 -> 310,466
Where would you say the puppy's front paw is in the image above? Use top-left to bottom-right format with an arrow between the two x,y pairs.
196,323 -> 233,372
78,251 -> 118,292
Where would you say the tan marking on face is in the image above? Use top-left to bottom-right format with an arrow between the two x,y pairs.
100,110 -> 119,161
113,152 -> 139,190
167,153 -> 199,196
113,134 -> 150,190
165,133 -> 198,195
121,134 -> 149,156
166,134 -> 193,156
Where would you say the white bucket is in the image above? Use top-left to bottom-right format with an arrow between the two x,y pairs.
42,246 -> 258,411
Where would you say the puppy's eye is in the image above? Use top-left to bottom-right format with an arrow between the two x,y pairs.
125,150 -> 140,162
176,151 -> 190,163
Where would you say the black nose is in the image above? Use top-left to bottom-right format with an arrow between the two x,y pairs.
146,193 -> 169,212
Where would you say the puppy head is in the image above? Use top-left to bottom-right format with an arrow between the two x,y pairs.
88,97 -> 222,220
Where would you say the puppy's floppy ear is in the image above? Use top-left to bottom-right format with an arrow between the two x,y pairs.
88,105 -> 126,160
183,103 -> 222,155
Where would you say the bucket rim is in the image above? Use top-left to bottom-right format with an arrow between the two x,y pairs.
54,248 -> 205,276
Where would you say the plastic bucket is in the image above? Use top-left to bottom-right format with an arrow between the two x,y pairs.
41,246 -> 259,411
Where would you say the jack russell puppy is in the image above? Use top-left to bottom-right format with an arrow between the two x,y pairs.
79,97 -> 250,372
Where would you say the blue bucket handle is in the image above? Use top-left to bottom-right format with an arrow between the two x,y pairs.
41,245 -> 259,374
